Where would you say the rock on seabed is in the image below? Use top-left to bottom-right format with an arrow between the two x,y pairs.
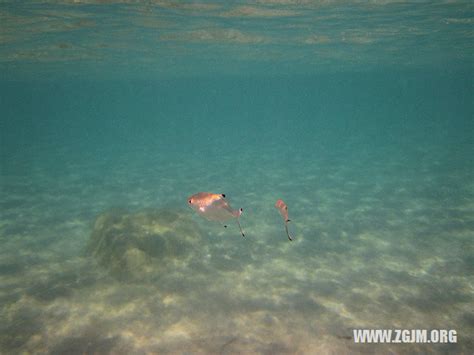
86,208 -> 202,281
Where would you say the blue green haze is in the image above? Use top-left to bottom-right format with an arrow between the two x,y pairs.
0,1 -> 473,353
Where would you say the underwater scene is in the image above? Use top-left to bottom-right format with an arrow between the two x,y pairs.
0,1 -> 473,354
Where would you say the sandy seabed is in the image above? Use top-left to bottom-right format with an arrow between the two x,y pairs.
1,145 -> 472,354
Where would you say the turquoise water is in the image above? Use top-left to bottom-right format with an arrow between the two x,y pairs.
1,1 -> 473,354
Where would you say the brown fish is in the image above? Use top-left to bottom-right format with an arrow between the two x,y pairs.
275,199 -> 293,241
188,192 -> 245,237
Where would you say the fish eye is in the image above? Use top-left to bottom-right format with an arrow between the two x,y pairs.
188,199 -> 192,204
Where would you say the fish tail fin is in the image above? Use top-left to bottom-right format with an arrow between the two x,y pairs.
236,219 -> 245,237
285,224 -> 293,241
234,208 -> 245,237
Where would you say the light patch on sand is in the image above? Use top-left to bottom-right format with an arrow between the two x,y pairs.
165,28 -> 266,44
304,34 -> 331,44
319,300 -> 354,320
161,28 -> 266,44
162,294 -> 180,306
357,231 -> 378,242
220,5 -> 299,18
341,33 -> 376,45
444,17 -> 472,25
162,318 -> 196,340
417,256 -> 445,274
64,218 -> 87,228
383,259 -> 409,273
144,222 -> 173,235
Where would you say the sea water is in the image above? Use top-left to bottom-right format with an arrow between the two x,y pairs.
0,1 -> 473,353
